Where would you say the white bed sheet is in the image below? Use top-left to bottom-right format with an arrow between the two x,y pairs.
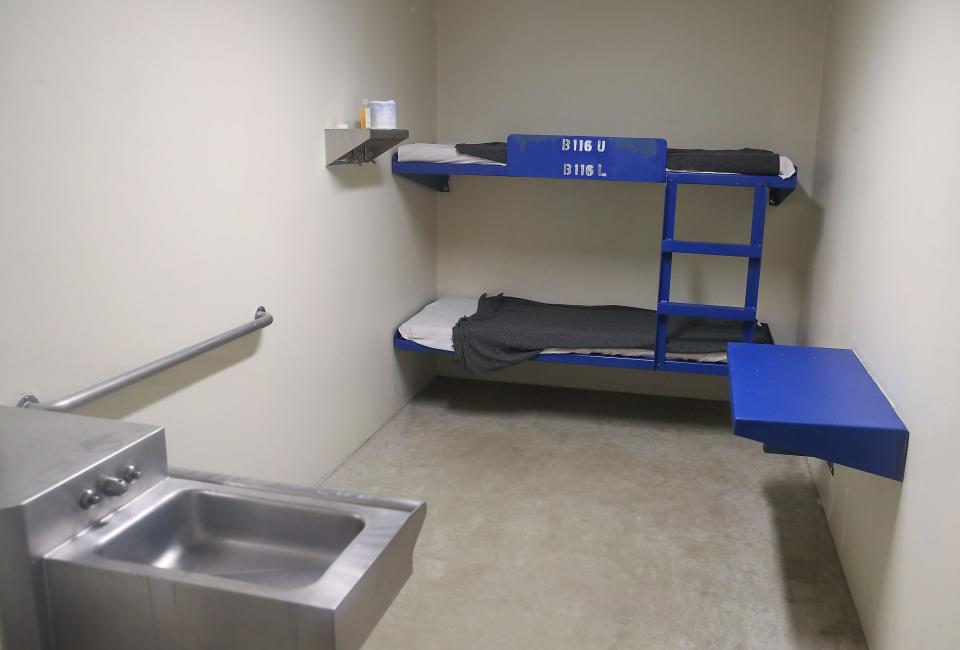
397,143 -> 506,166
398,296 -> 728,364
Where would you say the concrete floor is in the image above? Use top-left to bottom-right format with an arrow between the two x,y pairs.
324,378 -> 866,650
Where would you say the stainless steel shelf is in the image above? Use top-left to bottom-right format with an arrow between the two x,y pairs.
325,128 -> 408,165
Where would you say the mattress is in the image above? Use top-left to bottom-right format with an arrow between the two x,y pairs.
398,297 -> 728,364
397,143 -> 796,179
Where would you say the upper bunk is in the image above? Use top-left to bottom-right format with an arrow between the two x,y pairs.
391,134 -> 799,203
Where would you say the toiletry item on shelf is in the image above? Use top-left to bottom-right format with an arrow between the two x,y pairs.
360,98 -> 370,128
369,100 -> 397,129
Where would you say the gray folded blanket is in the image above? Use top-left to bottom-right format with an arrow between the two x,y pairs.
452,294 -> 772,374
455,142 -> 508,164
666,148 -> 781,175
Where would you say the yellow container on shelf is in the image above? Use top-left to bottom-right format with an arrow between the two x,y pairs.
360,99 -> 370,128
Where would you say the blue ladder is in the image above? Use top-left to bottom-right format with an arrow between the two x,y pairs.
653,180 -> 768,371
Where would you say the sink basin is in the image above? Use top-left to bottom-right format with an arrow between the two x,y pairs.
97,490 -> 365,589
44,471 -> 426,650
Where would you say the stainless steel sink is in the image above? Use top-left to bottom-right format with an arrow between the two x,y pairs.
94,489 -> 365,589
45,472 -> 425,650
0,406 -> 425,650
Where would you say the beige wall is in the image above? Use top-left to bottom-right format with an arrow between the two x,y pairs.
433,0 -> 829,399
804,0 -> 960,647
0,0 -> 438,484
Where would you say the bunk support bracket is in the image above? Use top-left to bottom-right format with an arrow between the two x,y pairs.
398,172 -> 450,192
742,185 -> 768,342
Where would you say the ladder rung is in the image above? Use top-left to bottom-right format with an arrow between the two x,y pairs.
661,240 -> 761,258
658,301 -> 757,321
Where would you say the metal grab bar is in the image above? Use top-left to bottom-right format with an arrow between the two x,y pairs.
17,307 -> 273,412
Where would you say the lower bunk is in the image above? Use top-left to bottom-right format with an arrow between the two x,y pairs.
395,295 -> 773,376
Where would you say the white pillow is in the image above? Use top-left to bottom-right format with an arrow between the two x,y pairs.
398,297 -> 480,351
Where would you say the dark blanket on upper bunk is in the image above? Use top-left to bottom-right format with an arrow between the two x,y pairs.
451,294 -> 772,374
456,142 -> 508,164
666,148 -> 780,175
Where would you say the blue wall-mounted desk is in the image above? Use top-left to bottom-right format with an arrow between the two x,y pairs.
728,343 -> 908,481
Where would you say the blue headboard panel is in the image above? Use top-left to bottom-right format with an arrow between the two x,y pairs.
506,134 -> 667,183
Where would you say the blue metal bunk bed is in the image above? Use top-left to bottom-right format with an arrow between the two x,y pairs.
392,134 -> 796,376
390,133 -> 909,481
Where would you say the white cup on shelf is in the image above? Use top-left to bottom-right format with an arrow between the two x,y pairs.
368,100 -> 397,129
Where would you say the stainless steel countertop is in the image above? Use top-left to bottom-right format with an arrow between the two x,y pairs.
0,405 -> 161,508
